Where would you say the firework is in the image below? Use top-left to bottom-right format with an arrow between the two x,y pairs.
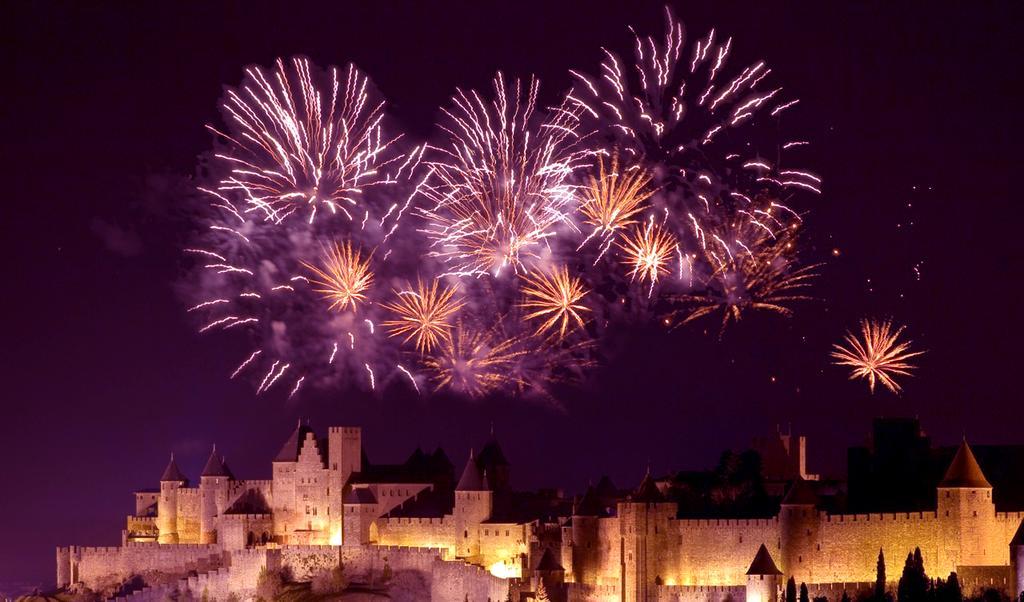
416,72 -> 590,277
423,321 -> 526,397
302,241 -> 375,312
381,279 -> 465,354
206,56 -> 414,226
519,266 -> 591,339
618,218 -> 679,291
671,214 -> 818,333
831,319 -> 924,394
578,152 -> 657,249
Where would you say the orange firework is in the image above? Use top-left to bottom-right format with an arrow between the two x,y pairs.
423,322 -> 525,397
303,241 -> 374,312
579,153 -> 655,240
673,219 -> 818,334
618,219 -> 678,288
831,319 -> 924,394
519,266 -> 590,339
381,279 -> 465,354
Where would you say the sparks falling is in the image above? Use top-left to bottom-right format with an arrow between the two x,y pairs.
303,241 -> 375,313
578,152 -> 657,248
416,73 -> 589,277
519,266 -> 591,339
381,279 -> 465,354
618,218 -> 679,291
831,319 -> 924,394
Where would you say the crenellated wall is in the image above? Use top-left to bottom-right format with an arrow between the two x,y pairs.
431,556 -> 510,602
59,542 -> 223,591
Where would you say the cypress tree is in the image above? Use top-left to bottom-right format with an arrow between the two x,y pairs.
841,591 -> 852,602
787,577 -> 798,602
800,583 -> 810,602
875,549 -> 887,602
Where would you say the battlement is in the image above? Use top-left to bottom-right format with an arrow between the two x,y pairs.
381,516 -> 448,525
328,426 -> 361,435
824,511 -> 939,522
676,517 -> 778,528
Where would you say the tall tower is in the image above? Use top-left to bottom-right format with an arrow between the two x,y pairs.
328,426 -> 362,544
779,478 -> 821,583
618,472 -> 675,602
568,488 -> 603,585
157,454 -> 187,544
454,450 -> 493,559
199,446 -> 233,544
746,544 -> 784,602
1011,519 -> 1024,600
937,440 -> 997,568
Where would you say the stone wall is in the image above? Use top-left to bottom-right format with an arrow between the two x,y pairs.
431,557 -> 510,602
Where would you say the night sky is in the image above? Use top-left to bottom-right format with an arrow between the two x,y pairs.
3,1 -> 1020,591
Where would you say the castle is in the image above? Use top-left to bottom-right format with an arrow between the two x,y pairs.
56,421 -> 1024,602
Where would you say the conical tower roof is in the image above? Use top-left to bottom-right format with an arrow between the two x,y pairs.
940,440 -> 991,488
160,454 -> 188,483
457,449 -> 487,491
201,446 -> 232,478
746,544 -> 783,575
535,548 -> 564,572
629,470 -> 664,503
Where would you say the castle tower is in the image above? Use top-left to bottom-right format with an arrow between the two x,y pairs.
568,487 -> 603,585
746,543 -> 784,602
476,428 -> 511,492
618,471 -> 676,602
937,440 -> 997,567
157,454 -> 188,544
779,478 -> 821,583
1011,519 -> 1024,600
533,548 -> 565,601
271,420 -> 315,540
199,446 -> 233,544
454,449 -> 493,559
341,487 -> 378,546
327,426 -> 361,544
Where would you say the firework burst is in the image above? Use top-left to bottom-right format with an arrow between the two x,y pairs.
205,56 -> 419,226
618,218 -> 680,292
831,319 -> 924,394
519,266 -> 591,339
423,321 -> 526,397
302,241 -> 375,313
578,152 -> 657,251
381,279 -> 465,354
671,213 -> 818,334
416,72 -> 590,277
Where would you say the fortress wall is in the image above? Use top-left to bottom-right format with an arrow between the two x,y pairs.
675,518 -> 779,586
478,522 -> 529,570
817,512 -> 944,583
568,582 -> 621,602
586,517 -> 623,586
280,544 -> 342,580
430,557 -> 509,602
376,515 -> 455,552
804,581 -> 874,600
341,544 -> 444,576
69,543 -> 222,589
956,566 -> 1015,597
654,583 -> 746,602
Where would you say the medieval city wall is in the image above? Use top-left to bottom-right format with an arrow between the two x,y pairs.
477,521 -> 529,570
280,544 -> 342,580
674,518 -> 780,586
654,583 -> 746,602
63,542 -> 222,590
430,556 -> 510,602
567,582 -> 622,602
816,511 -> 945,583
376,515 -> 456,551
175,488 -> 201,543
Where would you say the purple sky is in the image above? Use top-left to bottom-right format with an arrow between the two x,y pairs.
3,1 -> 1020,591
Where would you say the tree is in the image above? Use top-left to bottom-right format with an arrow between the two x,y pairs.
801,583 -> 810,602
787,577 -> 798,602
875,549 -> 887,602
897,548 -> 928,602
535,580 -> 552,602
814,596 -> 829,602
841,591 -> 851,602
933,572 -> 961,602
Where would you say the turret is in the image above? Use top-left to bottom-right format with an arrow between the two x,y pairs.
746,544 -> 784,602
199,445 -> 233,544
454,449 -> 493,559
341,487 -> 378,546
157,454 -> 187,544
476,427 -> 511,491
568,487 -> 604,584
779,478 -> 821,583
1011,519 -> 1024,600
327,426 -> 362,544
618,471 -> 676,602
937,440 -> 997,567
